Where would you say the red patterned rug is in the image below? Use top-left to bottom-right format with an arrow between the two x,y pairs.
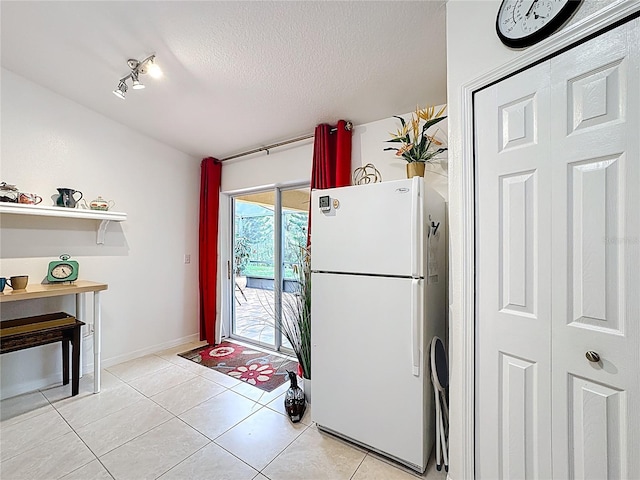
178,341 -> 298,392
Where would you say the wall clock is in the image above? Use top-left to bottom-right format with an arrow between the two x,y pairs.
496,0 -> 581,48
47,254 -> 79,283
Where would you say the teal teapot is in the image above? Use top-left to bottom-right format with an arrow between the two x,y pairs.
56,188 -> 83,208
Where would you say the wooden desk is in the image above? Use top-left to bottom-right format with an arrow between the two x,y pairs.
0,281 -> 108,393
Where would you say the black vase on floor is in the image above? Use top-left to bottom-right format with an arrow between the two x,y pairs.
284,370 -> 306,423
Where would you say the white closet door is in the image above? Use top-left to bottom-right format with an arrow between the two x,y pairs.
475,61 -> 553,480
475,18 -> 639,480
550,20 -> 639,480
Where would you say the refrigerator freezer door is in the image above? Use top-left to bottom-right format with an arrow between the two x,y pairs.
311,272 -> 429,472
311,178 -> 423,277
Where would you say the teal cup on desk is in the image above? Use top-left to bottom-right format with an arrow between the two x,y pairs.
0,277 -> 6,292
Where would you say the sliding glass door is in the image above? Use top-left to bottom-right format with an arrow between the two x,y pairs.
231,185 -> 309,353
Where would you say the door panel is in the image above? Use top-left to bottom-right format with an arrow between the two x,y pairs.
476,18 -> 639,480
500,171 -> 536,315
568,155 -> 622,332
231,186 -> 310,352
569,375 -> 625,480
232,192 -> 276,347
550,21 -> 639,479
499,353 -> 538,480
475,61 -> 552,480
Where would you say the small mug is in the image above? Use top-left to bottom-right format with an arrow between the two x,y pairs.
18,193 -> 43,205
0,277 -> 7,292
7,275 -> 28,290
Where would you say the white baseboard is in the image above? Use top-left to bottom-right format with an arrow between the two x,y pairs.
0,373 -> 65,400
101,333 -> 200,369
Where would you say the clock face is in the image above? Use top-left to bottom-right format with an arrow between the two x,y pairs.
51,263 -> 74,279
47,255 -> 79,283
496,0 -> 581,48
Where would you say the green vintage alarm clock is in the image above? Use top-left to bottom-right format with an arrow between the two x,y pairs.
47,254 -> 79,283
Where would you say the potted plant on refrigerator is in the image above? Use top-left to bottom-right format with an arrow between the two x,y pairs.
384,104 -> 448,178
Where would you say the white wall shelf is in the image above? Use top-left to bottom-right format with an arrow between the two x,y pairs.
0,203 -> 127,244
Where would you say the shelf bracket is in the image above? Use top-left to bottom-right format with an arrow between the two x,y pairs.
97,220 -> 111,245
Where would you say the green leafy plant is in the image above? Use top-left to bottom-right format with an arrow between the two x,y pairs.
384,105 -> 447,163
279,246 -> 311,379
257,246 -> 311,379
234,236 -> 251,276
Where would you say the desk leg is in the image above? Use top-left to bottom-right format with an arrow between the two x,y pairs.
72,326 -> 81,396
93,291 -> 102,393
62,339 -> 70,385
75,293 -> 85,378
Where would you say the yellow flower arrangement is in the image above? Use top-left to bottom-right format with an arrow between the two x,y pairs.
385,105 -> 447,163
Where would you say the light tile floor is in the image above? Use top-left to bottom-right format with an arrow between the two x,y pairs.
0,342 -> 447,480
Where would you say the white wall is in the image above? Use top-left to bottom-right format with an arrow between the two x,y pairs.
446,1 -> 619,478
0,69 -> 201,399
352,112 -> 448,199
222,109 -> 448,197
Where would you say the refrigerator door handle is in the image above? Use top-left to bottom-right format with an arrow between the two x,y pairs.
410,176 -> 420,277
411,278 -> 421,377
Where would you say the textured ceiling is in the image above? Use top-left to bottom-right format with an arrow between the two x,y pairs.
0,1 -> 447,159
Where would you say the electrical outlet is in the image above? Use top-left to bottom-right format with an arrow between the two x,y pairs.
184,254 -> 191,264
83,324 -> 94,338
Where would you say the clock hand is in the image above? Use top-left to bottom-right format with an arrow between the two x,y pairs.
525,0 -> 539,18
534,12 -> 547,19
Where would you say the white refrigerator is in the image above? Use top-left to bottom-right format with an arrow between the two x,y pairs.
310,177 -> 446,473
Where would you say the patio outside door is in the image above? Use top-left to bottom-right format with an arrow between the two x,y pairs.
231,186 -> 309,353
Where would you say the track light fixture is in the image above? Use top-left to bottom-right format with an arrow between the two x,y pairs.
131,71 -> 145,90
113,80 -> 127,99
112,54 -> 161,99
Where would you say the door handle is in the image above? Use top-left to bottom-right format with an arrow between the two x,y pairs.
410,176 -> 421,277
585,351 -> 600,363
411,278 -> 421,377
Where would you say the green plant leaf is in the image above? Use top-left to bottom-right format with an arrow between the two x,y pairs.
421,115 -> 447,132
393,115 -> 406,128
257,245 -> 312,379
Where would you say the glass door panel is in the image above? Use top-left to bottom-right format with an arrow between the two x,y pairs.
232,191 -> 276,347
230,186 -> 310,355
280,187 -> 310,352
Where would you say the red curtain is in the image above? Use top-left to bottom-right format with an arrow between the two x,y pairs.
310,119 -> 352,190
199,157 -> 222,345
308,120 -> 352,244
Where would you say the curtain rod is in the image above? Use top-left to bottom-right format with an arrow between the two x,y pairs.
220,121 -> 353,162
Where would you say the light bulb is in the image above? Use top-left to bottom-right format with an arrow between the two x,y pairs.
130,71 -> 145,90
112,81 -> 126,99
147,61 -> 162,79
112,80 -> 127,99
